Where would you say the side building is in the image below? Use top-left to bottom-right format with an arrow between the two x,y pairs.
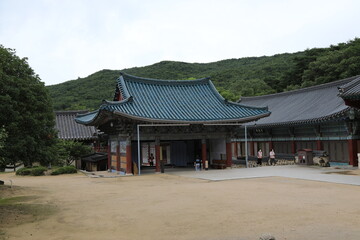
55,110 -> 102,170
235,76 -> 360,166
75,72 -> 270,174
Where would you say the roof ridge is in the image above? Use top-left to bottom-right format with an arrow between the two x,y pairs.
55,110 -> 89,115
120,72 -> 210,85
240,75 -> 359,101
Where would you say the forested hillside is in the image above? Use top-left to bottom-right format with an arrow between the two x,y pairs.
48,38 -> 360,111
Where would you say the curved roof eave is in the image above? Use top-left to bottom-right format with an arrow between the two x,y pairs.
245,108 -> 350,128
75,110 -> 101,125
113,110 -> 271,124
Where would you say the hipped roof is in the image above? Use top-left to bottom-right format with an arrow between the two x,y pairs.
239,76 -> 359,127
76,73 -> 270,125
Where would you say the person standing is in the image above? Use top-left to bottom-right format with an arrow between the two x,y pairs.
269,149 -> 276,165
149,153 -> 154,166
257,149 -> 263,166
194,156 -> 201,171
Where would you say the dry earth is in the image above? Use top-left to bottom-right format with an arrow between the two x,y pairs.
1,170 -> 360,240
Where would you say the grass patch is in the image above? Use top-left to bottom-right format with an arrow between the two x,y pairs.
0,195 -> 38,205
0,191 -> 57,238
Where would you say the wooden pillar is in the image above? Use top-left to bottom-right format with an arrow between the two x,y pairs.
155,138 -> 161,172
107,143 -> 111,171
116,144 -> 120,171
126,136 -> 132,175
234,142 -> 238,157
226,138 -> 232,168
291,140 -> 296,154
269,141 -> 273,151
201,138 -> 207,169
348,139 -> 358,166
316,140 -> 323,150
249,141 -> 254,156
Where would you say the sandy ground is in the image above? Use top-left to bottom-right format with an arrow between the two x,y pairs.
1,170 -> 360,240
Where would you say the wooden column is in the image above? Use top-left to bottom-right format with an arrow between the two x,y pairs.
107,143 -> 111,171
234,142 -> 238,157
201,138 -> 207,169
269,141 -> 273,151
316,140 -> 323,150
116,144 -> 120,171
291,140 -> 296,154
348,139 -> 358,166
155,138 -> 161,172
226,138 -> 232,168
249,141 -> 255,156
126,136 -> 133,175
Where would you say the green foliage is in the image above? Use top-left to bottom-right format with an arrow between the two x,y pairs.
56,140 -> 92,166
50,166 -> 77,175
0,127 -> 7,170
47,38 -> 360,110
16,166 -> 47,176
0,45 -> 57,168
48,54 -> 301,110
302,38 -> 360,85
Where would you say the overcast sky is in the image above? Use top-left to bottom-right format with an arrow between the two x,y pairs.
1,0 -> 360,86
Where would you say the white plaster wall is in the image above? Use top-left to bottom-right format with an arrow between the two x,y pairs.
210,139 -> 226,162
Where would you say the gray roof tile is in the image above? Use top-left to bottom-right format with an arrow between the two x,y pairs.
338,76 -> 360,99
55,111 -> 98,140
239,76 -> 359,127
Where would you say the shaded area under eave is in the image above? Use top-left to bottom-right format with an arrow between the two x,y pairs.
75,73 -> 271,125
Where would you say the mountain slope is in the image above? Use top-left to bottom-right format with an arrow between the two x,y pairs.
47,38 -> 360,111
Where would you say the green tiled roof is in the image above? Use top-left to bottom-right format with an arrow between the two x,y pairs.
76,73 -> 270,125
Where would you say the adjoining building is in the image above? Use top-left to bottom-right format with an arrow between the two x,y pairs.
338,76 -> 360,109
55,110 -> 103,169
235,76 -> 360,167
55,110 -> 98,142
75,73 -> 270,174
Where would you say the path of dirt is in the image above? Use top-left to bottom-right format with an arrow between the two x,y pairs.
1,171 -> 360,240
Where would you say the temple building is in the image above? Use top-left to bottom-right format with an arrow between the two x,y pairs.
75,73 -> 270,174
235,75 -> 360,166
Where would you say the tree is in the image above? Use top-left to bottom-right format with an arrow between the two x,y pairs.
0,45 -> 57,167
0,126 -> 8,171
56,140 -> 92,166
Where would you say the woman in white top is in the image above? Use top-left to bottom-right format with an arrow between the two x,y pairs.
269,149 -> 276,165
257,149 -> 263,166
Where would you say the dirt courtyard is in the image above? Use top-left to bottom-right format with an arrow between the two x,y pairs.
1,170 -> 360,240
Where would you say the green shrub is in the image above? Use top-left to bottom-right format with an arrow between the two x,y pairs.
30,167 -> 47,176
16,167 -> 32,176
51,166 -> 77,175
16,166 -> 47,176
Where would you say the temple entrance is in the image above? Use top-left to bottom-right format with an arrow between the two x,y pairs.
137,140 -> 202,168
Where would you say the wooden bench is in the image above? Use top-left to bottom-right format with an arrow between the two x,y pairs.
211,160 -> 227,169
